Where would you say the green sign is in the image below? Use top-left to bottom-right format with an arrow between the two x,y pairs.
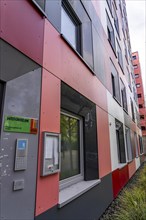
4,116 -> 31,133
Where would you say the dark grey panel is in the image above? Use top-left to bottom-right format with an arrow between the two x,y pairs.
61,82 -> 98,181
45,0 -> 61,32
35,173 -> 113,220
0,39 -> 40,82
0,69 -> 41,220
92,25 -> 105,84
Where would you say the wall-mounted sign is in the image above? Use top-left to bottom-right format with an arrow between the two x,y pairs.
4,115 -> 38,134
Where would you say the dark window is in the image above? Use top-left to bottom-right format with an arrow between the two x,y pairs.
125,127 -> 133,161
107,13 -> 116,52
132,55 -> 136,60
140,115 -> 144,119
115,120 -> 126,163
130,99 -> 135,121
136,83 -> 140,88
110,59 -> 121,103
61,3 -> 81,52
135,74 -> 139,78
117,40 -> 123,69
120,80 -> 128,111
139,104 -> 143,108
141,126 -> 146,131
134,133 -> 139,157
0,82 -> 5,133
133,65 -> 138,69
139,136 -> 143,154
137,94 -> 142,98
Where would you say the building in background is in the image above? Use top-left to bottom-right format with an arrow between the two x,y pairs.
132,51 -> 146,153
0,0 -> 145,220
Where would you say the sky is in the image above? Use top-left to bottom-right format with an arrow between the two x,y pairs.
126,0 -> 146,95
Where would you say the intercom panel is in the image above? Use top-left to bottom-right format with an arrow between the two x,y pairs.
14,139 -> 28,171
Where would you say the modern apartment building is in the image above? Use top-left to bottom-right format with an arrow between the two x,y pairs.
132,51 -> 146,153
0,1 -> 144,220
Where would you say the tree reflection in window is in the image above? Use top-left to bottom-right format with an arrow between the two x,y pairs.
60,113 -> 80,180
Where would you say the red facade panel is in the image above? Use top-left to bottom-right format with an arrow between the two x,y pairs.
35,69 -> 61,216
0,0 -> 44,65
112,165 -> 129,198
96,106 -> 112,178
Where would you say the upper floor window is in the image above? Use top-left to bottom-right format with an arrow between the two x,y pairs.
130,99 -> 135,121
110,59 -> 121,103
132,55 -> 137,60
117,40 -> 123,69
137,94 -> 142,98
61,3 -> 81,52
136,83 -> 140,88
140,115 -> 144,119
141,126 -> 146,131
133,64 -> 138,69
120,80 -> 128,112
106,0 -> 112,14
139,104 -> 143,108
125,127 -> 133,161
135,74 -> 139,78
107,13 -> 116,52
115,120 -> 126,163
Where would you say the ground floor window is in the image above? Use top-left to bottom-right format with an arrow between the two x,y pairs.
60,111 -> 83,189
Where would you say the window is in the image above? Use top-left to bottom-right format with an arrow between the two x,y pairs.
115,120 -> 126,163
0,81 -> 5,132
107,13 -> 116,52
139,104 -> 143,108
132,55 -> 136,60
135,74 -> 139,78
61,3 -> 80,52
133,65 -> 138,69
125,127 -> 133,161
117,40 -> 123,69
61,82 -> 98,183
106,0 -> 112,13
110,60 -> 121,103
136,83 -> 140,88
60,112 -> 83,188
139,136 -> 143,154
120,80 -> 128,112
137,94 -> 142,98
113,4 -> 120,36
130,99 -> 135,121
141,126 -> 146,131
134,133 -> 139,157
140,115 -> 144,119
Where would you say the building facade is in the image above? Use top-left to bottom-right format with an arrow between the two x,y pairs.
132,51 -> 146,153
0,0 -> 145,220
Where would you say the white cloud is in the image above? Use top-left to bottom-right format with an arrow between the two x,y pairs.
126,0 -> 146,94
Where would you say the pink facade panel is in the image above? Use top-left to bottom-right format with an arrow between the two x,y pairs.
43,20 -> 108,112
0,0 -> 44,65
35,69 -> 61,216
97,106 -> 112,178
128,160 -> 136,179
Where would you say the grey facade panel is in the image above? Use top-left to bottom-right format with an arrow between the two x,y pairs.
35,173 -> 113,220
0,69 -> 41,220
0,39 -> 40,82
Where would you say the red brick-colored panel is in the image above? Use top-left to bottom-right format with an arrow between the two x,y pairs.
0,0 -> 44,65
128,160 -> 136,179
35,69 -> 61,216
112,169 -> 120,198
112,165 -> 129,198
97,106 -> 111,178
43,20 -> 108,112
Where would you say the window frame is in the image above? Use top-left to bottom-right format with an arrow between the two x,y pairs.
61,1 -> 81,54
60,110 -> 84,190
106,12 -> 116,53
